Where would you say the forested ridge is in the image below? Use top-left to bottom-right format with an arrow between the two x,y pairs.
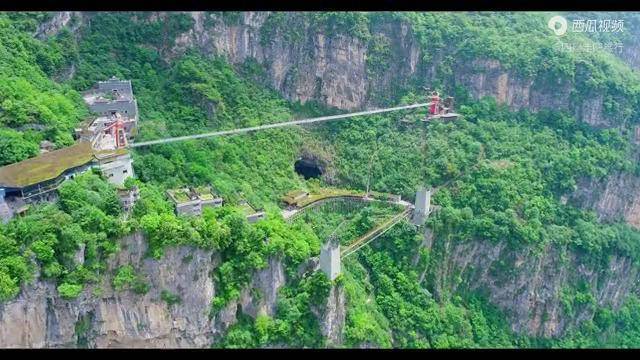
1,11 -> 640,348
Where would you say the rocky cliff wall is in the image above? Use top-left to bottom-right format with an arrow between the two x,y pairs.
429,235 -> 640,338
572,172 -> 640,229
315,284 -> 345,347
164,12 -> 632,130
570,128 -> 640,230
0,232 -> 287,348
36,11 -> 637,129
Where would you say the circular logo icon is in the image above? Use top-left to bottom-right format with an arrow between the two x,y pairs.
548,15 -> 568,36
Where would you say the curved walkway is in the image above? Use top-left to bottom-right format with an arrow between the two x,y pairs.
283,194 -> 412,222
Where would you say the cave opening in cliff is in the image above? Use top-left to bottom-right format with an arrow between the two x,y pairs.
295,158 -> 323,179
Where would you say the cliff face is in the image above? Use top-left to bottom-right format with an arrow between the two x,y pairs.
571,129 -> 640,230
214,255 -> 286,334
314,284 -> 345,347
164,12 -> 632,130
35,12 -> 84,40
429,236 -> 640,338
620,37 -> 640,71
0,232 -> 285,348
453,59 -> 572,113
452,58 -> 632,128
171,12 -> 372,110
572,172 -> 640,229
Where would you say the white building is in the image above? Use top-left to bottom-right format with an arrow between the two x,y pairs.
320,237 -> 341,281
166,186 -> 224,217
411,187 -> 431,226
94,152 -> 134,187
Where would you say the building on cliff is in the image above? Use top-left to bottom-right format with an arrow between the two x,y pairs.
0,77 -> 140,223
83,76 -> 138,119
167,186 -> 224,217
80,76 -> 139,141
0,142 -> 135,223
239,199 -> 266,223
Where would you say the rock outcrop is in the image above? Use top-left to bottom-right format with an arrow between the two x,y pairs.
311,283 -> 345,347
35,12 -> 83,39
171,12 -> 370,110
429,235 -> 640,338
569,128 -> 640,229
620,36 -> 640,71
453,59 -> 571,113
0,232 -> 287,348
0,232 -> 216,348
572,172 -> 640,229
320,284 -> 345,347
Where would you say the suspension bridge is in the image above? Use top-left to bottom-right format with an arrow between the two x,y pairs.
297,197 -> 420,280
288,190 -> 428,281
130,102 -> 431,148
341,206 -> 413,258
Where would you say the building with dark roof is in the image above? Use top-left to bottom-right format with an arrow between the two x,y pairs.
0,77 -> 140,223
0,142 -> 135,223
82,76 -> 138,139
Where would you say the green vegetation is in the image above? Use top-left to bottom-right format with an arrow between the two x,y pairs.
1,11 -> 640,349
342,259 -> 393,347
1,173 -> 127,300
0,14 -> 87,165
549,295 -> 640,348
0,128 -> 40,166
351,224 -> 523,348
112,264 -> 149,294
160,289 -> 181,305
215,271 -> 331,348
58,282 -> 83,299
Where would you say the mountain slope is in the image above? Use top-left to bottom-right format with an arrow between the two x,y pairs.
1,11 -> 640,348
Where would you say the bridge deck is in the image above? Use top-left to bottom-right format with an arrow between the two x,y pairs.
341,206 -> 413,258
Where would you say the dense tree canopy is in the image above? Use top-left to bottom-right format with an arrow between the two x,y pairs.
0,11 -> 640,348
